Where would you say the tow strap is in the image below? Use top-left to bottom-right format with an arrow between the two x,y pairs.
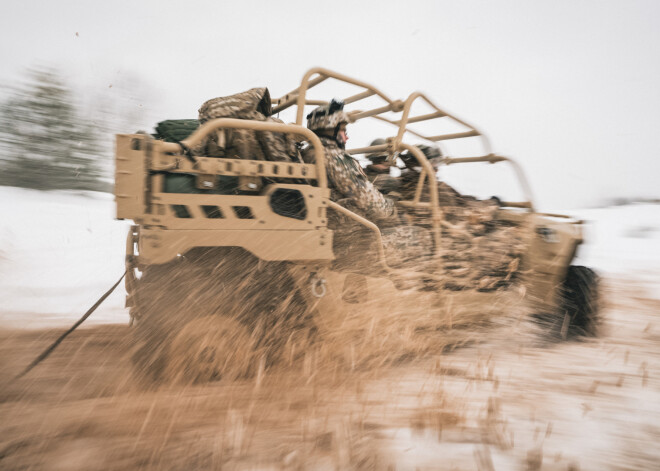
15,271 -> 127,380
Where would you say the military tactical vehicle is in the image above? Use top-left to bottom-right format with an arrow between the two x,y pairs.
115,68 -> 599,382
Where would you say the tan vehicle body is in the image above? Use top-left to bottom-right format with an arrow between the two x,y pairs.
116,68 -> 583,319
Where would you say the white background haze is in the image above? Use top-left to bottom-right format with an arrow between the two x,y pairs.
1,6 -> 660,465
1,0 -> 659,209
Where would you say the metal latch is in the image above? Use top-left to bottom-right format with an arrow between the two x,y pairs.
310,273 -> 327,298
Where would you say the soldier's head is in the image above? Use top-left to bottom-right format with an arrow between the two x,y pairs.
366,138 -> 388,165
400,144 -> 444,170
306,99 -> 350,149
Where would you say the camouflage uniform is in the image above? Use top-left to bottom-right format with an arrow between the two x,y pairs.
302,103 -> 397,224
369,173 -> 402,196
394,168 -> 462,206
197,87 -> 296,162
363,138 -> 401,195
303,136 -> 397,223
394,145 -> 459,206
387,144 -> 524,290
440,221 -> 525,292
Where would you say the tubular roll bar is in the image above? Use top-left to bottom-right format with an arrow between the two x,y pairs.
394,91 -> 492,155
272,68 -> 491,156
440,155 -> 535,206
273,68 -> 531,205
270,68 -> 535,274
327,201 -> 445,283
273,68 -> 532,207
159,118 -> 328,188
292,67 -> 396,125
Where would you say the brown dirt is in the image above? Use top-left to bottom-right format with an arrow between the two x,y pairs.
0,275 -> 658,470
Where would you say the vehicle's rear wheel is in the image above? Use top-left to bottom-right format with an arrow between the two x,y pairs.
129,248 -> 313,384
165,315 -> 255,384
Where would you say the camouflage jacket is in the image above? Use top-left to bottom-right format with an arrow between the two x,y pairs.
197,88 -> 296,162
303,136 -> 397,223
398,169 -> 461,206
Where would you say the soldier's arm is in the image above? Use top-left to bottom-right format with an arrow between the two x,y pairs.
325,148 -> 397,222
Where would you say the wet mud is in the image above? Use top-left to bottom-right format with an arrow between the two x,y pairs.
0,275 -> 658,470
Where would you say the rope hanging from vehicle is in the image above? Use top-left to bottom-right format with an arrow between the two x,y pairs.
14,271 -> 127,380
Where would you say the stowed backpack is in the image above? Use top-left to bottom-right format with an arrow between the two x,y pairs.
153,119 -> 200,143
197,87 -> 297,162
153,88 -> 297,163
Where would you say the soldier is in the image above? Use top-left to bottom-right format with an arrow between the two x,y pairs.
364,138 -> 389,177
364,138 -> 400,195
302,100 -> 397,224
397,144 -> 461,206
398,144 -> 502,230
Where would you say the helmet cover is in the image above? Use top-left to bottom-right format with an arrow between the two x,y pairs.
306,99 -> 350,132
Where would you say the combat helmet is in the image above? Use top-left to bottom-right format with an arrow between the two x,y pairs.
366,138 -> 388,164
401,144 -> 444,169
306,99 -> 350,147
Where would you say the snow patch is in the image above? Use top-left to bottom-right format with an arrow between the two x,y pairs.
0,186 -> 131,327
0,186 -> 658,328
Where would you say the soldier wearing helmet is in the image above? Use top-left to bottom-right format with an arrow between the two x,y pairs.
399,144 -> 444,171
302,100 -> 397,223
397,144 -> 461,205
398,145 -> 501,231
364,138 -> 401,195
364,138 -> 389,175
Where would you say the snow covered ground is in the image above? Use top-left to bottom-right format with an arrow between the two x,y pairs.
1,186 -> 659,470
0,186 -> 658,329
571,205 -> 660,280
0,187 -> 131,328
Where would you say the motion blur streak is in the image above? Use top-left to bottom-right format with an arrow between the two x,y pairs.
0,188 -> 659,469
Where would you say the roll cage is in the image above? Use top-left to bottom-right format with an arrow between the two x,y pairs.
121,68 -> 537,275
269,68 -> 535,260
272,67 -> 534,210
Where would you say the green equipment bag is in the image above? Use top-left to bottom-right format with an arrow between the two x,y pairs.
153,119 -> 200,143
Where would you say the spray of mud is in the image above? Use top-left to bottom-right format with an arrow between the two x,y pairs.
0,251 -> 529,471
1,265 -> 657,469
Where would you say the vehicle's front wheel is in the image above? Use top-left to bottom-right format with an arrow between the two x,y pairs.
534,265 -> 600,340
558,265 -> 600,338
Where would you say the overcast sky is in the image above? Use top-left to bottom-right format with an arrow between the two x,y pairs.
1,0 -> 659,209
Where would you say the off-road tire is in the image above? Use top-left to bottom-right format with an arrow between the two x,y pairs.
559,265 -> 600,338
534,265 -> 600,340
130,247 -> 313,383
165,316 -> 256,384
